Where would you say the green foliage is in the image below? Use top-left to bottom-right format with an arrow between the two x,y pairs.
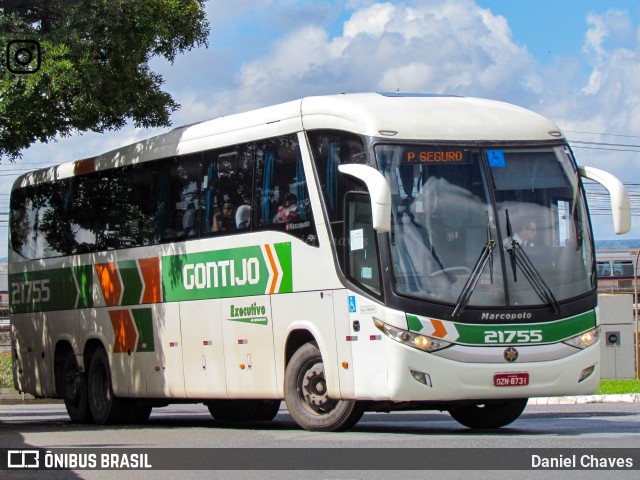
597,378 -> 640,395
0,0 -> 209,162
0,352 -> 13,389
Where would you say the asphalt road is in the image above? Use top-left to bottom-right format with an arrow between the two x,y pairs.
0,401 -> 639,480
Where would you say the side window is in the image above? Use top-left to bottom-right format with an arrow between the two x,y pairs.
10,187 -> 37,259
345,192 -> 382,296
36,179 -> 73,257
596,261 -> 612,277
613,260 -> 633,277
255,135 -> 317,245
203,144 -> 255,236
70,170 -> 114,252
156,154 -> 202,243
11,181 -> 73,259
117,164 -> 156,247
307,130 -> 367,224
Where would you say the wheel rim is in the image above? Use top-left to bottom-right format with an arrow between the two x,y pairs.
298,360 -> 337,414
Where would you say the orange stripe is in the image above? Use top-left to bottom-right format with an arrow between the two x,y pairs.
431,319 -> 447,338
138,257 -> 162,304
95,262 -> 122,306
73,157 -> 96,176
264,245 -> 279,294
108,309 -> 137,353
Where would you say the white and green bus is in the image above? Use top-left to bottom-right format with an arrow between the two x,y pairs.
9,93 -> 631,431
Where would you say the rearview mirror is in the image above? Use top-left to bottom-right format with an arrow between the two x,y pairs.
338,164 -> 391,233
579,166 -> 631,234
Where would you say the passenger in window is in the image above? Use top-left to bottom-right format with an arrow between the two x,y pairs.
236,205 -> 251,230
275,193 -> 299,223
212,202 -> 236,232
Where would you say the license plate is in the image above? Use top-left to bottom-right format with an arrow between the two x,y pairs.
494,372 -> 529,387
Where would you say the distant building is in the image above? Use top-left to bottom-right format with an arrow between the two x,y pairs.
594,240 -> 640,301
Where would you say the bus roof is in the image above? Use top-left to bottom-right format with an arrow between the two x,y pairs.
13,93 -> 565,189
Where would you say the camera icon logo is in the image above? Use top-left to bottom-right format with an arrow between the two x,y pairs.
6,39 -> 41,74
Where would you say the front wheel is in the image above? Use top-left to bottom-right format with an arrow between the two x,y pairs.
448,398 -> 528,429
284,342 -> 364,431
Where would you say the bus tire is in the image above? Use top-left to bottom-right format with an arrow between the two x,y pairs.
87,348 -> 129,425
253,400 -> 281,421
448,398 -> 528,429
61,352 -> 92,423
284,342 -> 364,431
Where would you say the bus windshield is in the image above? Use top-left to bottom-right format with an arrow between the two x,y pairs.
376,144 -> 594,309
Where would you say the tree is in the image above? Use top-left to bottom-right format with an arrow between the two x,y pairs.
0,0 -> 209,163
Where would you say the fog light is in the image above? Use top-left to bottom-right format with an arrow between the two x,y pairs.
578,365 -> 595,383
410,369 -> 432,387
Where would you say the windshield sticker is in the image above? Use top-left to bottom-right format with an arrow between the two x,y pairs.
350,229 -> 364,251
487,150 -> 506,168
361,267 -> 373,279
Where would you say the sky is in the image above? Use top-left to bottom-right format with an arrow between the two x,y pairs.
2,0 -> 640,259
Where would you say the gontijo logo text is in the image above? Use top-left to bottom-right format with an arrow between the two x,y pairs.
163,243 -> 292,301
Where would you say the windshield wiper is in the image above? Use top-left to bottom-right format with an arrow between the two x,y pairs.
452,212 -> 495,318
504,210 -> 561,315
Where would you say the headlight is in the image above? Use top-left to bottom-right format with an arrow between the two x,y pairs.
562,327 -> 600,349
373,318 -> 452,352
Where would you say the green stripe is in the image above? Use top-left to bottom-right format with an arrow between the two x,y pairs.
274,242 -> 293,293
10,268 -> 80,313
73,265 -> 94,308
132,308 -> 155,353
407,310 -> 596,345
119,260 -> 143,306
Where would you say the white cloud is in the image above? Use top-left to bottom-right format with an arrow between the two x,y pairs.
218,0 -> 537,106
343,2 -> 395,38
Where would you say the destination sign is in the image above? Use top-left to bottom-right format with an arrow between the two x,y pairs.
403,148 -> 470,165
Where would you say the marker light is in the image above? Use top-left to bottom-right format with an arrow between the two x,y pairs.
373,318 -> 452,353
410,369 -> 433,387
562,327 -> 600,349
578,365 -> 595,383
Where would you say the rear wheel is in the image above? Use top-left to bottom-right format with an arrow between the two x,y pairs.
61,352 -> 91,423
448,398 -> 528,429
87,348 -> 130,425
284,342 -> 364,431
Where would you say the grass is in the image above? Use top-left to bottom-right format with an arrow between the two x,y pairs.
0,352 -> 13,389
597,378 -> 640,395
0,352 -> 639,393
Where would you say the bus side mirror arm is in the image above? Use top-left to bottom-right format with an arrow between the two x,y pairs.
579,166 -> 631,234
338,164 -> 392,233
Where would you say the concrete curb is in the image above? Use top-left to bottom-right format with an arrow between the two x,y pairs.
528,394 -> 640,405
